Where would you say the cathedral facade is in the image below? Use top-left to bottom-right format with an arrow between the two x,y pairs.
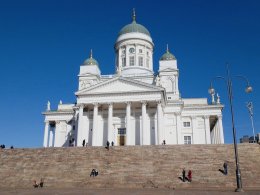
42,12 -> 224,147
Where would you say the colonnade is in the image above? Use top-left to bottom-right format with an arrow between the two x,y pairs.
77,101 -> 163,147
211,115 -> 224,144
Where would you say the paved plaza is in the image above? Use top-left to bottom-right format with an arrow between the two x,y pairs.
0,188 -> 260,195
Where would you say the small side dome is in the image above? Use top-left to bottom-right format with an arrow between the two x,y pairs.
118,9 -> 151,37
160,45 -> 176,61
83,49 -> 99,66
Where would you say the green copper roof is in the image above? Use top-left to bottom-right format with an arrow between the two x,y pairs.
118,9 -> 151,37
160,45 -> 176,61
118,21 -> 151,37
83,50 -> 99,66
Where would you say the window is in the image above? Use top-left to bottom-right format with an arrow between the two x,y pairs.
139,49 -> 142,53
122,57 -> 126,67
184,136 -> 191,144
130,56 -> 135,66
146,58 -> 149,67
118,128 -> 126,135
138,56 -> 143,66
129,48 -> 135,53
183,122 -> 191,127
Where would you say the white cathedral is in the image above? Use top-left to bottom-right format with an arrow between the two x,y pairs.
43,11 -> 224,147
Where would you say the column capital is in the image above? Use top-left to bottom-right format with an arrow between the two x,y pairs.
93,102 -> 99,107
203,115 -> 210,120
191,116 -> 197,120
125,101 -> 131,105
217,115 -> 223,120
174,112 -> 181,116
77,103 -> 84,108
141,101 -> 147,105
107,102 -> 113,107
156,100 -> 162,104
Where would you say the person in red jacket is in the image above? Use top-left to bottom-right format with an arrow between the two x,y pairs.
188,170 -> 192,182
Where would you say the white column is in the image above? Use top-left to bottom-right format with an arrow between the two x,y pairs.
191,116 -> 197,144
212,127 -> 216,144
175,74 -> 179,96
126,102 -> 131,145
216,125 -> 220,144
176,114 -> 182,144
126,45 -> 129,67
76,105 -> 84,146
204,116 -> 211,144
85,109 -> 90,145
54,121 -> 60,147
108,103 -> 113,143
92,103 -> 98,146
141,101 -> 147,145
49,128 -> 54,147
118,47 -> 121,68
144,46 -> 147,67
135,44 -> 138,66
43,122 -> 49,147
156,101 -> 162,145
218,115 -> 224,144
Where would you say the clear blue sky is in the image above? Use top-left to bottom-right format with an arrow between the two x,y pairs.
0,0 -> 259,148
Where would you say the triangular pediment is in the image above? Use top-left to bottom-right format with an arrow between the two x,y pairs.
75,77 -> 163,96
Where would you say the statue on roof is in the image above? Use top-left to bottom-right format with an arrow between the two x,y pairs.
47,101 -> 50,111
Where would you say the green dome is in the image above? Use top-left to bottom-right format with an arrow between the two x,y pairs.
118,21 -> 151,37
118,10 -> 150,37
83,50 -> 99,66
160,46 -> 176,61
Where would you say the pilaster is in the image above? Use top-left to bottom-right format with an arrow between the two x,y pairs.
176,113 -> 182,144
191,116 -> 197,144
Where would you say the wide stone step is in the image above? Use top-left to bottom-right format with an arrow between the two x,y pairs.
0,144 -> 259,190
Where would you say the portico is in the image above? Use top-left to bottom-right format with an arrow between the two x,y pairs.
76,99 -> 163,147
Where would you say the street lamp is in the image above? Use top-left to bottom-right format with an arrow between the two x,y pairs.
246,102 -> 256,143
208,64 -> 252,192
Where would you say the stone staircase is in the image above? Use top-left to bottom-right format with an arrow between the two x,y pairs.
0,144 -> 260,190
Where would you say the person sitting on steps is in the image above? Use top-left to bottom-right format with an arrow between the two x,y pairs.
90,169 -> 98,177
33,180 -> 39,188
39,178 -> 44,188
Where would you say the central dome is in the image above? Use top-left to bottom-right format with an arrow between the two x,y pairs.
118,21 -> 151,37
118,9 -> 151,37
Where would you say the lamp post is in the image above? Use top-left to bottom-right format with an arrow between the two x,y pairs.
246,102 -> 256,143
208,64 -> 252,192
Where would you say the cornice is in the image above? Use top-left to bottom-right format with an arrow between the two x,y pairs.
77,91 -> 162,98
42,111 -> 74,115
